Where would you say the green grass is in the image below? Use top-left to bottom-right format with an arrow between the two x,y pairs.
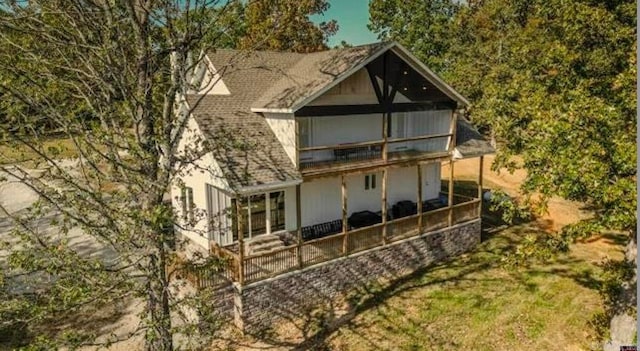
0,137 -> 80,165
320,222 -> 624,351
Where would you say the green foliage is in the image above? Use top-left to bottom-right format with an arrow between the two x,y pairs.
239,0 -> 338,52
370,0 -> 636,339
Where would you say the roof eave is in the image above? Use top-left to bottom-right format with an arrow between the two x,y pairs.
250,107 -> 294,114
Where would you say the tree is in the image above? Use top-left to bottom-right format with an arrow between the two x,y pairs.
368,0 -> 460,72
0,1 -> 239,349
370,0 -> 637,344
239,0 -> 338,53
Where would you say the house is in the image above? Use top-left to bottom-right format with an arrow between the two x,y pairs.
172,41 -> 494,330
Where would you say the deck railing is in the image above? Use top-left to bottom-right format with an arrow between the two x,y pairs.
203,196 -> 482,286
347,223 -> 384,253
386,214 -> 420,242
299,141 -> 384,170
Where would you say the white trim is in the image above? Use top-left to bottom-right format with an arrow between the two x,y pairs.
250,107 -> 294,114
237,179 -> 302,195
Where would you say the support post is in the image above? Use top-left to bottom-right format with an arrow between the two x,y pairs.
236,197 -> 245,285
296,184 -> 303,268
265,192 -> 271,235
341,174 -> 348,255
448,160 -> 455,227
381,168 -> 388,244
478,156 -> 484,217
417,164 -> 423,232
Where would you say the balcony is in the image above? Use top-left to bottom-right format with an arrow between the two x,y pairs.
297,110 -> 453,173
299,141 -> 384,170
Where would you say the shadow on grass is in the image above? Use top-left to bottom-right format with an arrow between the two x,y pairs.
212,212 -> 613,351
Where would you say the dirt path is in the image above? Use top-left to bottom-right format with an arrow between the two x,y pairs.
452,155 -> 591,232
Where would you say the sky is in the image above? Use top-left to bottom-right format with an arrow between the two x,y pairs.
312,0 -> 379,47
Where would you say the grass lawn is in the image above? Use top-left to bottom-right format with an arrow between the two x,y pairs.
0,137 -> 80,165
306,221 -> 624,351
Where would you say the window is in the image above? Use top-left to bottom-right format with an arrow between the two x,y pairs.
365,174 -> 377,190
298,117 -> 311,148
181,186 -> 195,224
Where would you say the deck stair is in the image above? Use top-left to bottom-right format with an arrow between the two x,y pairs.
245,235 -> 285,256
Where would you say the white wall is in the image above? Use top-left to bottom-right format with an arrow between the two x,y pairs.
283,186 -> 297,231
382,163 -> 442,207
307,68 -> 378,106
300,177 -> 342,227
172,114 -> 231,251
346,171 -> 383,215
300,164 -> 441,226
264,113 -> 297,166
198,61 -> 230,95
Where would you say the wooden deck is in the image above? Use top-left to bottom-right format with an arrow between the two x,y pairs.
194,198 -> 481,287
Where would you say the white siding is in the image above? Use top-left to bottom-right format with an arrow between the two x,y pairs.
283,186 -> 297,231
198,61 -> 230,95
387,167 -> 418,206
308,68 -> 378,106
346,172 -> 383,215
264,113 -> 297,166
300,164 -> 441,226
172,115 -> 231,251
300,177 -> 341,226
379,164 -> 442,209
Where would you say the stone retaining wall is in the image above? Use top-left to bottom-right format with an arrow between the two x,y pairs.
233,219 -> 481,333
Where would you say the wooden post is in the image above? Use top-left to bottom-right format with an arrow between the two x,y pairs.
381,168 -> 388,245
448,110 -> 458,152
448,160 -> 455,227
341,174 -> 348,255
417,164 -> 423,232
236,197 -> 245,284
295,184 -> 303,268
478,156 -> 484,217
382,112 -> 389,162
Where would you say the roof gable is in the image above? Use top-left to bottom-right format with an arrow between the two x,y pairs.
248,42 -> 469,113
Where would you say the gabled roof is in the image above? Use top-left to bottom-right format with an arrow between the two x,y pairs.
248,41 -> 470,112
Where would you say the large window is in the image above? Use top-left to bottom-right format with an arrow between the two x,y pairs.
233,190 -> 287,239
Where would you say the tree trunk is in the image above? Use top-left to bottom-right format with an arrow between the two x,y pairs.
605,232 -> 637,351
145,244 -> 174,351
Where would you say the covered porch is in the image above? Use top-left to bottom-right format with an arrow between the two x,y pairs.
207,157 -> 485,285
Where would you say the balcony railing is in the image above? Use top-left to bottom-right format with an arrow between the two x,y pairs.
200,197 -> 481,285
299,141 -> 384,170
299,133 -> 453,172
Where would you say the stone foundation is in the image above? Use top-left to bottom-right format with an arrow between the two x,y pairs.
231,219 -> 481,333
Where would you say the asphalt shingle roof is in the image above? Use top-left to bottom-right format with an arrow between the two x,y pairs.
454,117 -> 495,159
187,43 -> 491,190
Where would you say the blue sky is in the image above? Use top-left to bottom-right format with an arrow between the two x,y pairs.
312,0 -> 379,47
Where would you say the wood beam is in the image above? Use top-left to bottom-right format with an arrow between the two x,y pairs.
478,156 -> 484,217
341,174 -> 348,255
366,64 -> 384,104
295,184 -> 303,268
448,161 -> 455,227
236,197 -> 245,284
417,164 -> 423,232
381,168 -> 388,245
295,102 -> 457,117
